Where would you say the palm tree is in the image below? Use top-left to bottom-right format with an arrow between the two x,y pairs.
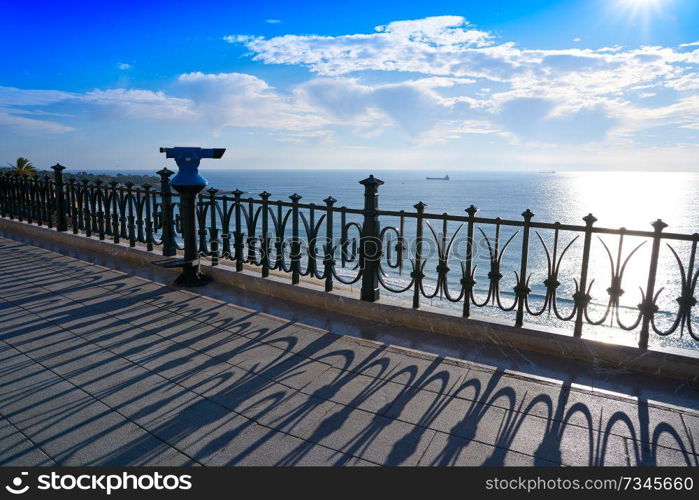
5,157 -> 37,176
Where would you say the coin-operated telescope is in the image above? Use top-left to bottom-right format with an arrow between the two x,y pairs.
156,146 -> 226,286
159,147 -> 225,187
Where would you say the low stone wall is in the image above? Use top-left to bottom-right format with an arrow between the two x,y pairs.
3,217 -> 698,382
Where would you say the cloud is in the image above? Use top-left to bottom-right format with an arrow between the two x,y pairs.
0,87 -> 75,106
265,19 -> 281,24
117,62 -> 131,70
176,71 -> 327,132
297,77 -> 485,139
495,97 -> 618,143
0,85 -> 193,134
228,22 -> 697,99
3,16 -> 698,150
80,89 -> 193,119
226,16 -> 496,77
620,95 -> 699,132
0,111 -> 74,134
225,16 -> 699,144
0,87 -> 76,134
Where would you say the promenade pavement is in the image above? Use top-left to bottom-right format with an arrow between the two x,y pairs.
1,235 -> 697,466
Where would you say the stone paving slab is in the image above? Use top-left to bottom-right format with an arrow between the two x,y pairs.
0,414 -> 54,466
1,236 -> 698,466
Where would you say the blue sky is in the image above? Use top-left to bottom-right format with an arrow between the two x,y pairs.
1,0 -> 698,171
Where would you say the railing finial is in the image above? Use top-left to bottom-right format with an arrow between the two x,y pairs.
652,218 -> 668,232
583,213 -> 597,225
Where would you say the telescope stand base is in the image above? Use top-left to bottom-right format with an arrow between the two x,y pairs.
174,269 -> 211,287
153,257 -> 210,287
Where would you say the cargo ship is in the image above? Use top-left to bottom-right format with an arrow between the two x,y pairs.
426,175 -> 450,180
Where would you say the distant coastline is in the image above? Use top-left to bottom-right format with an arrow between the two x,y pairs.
0,168 -> 159,187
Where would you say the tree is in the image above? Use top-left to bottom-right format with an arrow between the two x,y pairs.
6,157 -> 37,176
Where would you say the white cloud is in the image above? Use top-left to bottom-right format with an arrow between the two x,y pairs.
297,77 -> 483,139
265,19 -> 281,24
495,97 -> 618,144
665,74 -> 699,91
176,71 -> 327,132
620,95 -> 699,132
225,16 -> 699,144
226,16 -> 496,77
0,87 -> 75,106
0,86 -> 193,134
227,19 -> 698,92
117,62 -> 131,70
0,111 -> 74,134
2,16 -> 698,151
80,89 -> 193,119
228,22 -> 697,100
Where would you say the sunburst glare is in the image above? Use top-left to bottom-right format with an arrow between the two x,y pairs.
613,0 -> 670,33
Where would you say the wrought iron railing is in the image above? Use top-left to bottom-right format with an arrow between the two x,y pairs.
1,165 -> 697,350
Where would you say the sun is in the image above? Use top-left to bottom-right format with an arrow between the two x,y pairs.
612,0 -> 669,33
619,0 -> 665,10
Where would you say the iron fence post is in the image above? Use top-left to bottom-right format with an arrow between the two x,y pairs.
143,183 -> 153,250
307,203 -> 318,278
28,174 -> 37,224
79,179 -> 89,237
340,208 -> 348,267
11,175 -> 18,220
290,193 -> 302,284
19,175 -> 27,222
124,182 -> 135,246
638,219 -> 667,349
68,178 -> 79,234
573,213 -> 597,338
245,197 -> 256,265
324,196 -> 337,292
207,188 -> 220,266
157,168 -> 177,256
0,173 -> 7,218
260,191 -> 271,277
0,174 -> 5,218
135,186 -> 145,244
232,189 -> 244,271
412,201 -> 427,308
110,181 -> 120,243
515,209 -> 534,327
359,175 -> 383,302
95,180 -> 105,239
197,193 -> 208,256
42,175 -> 52,227
51,164 -> 68,231
35,175 -> 44,226
462,205 -> 478,317
5,174 -> 13,220
13,174 -> 21,221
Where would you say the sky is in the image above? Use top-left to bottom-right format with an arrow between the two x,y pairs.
1,0 -> 698,171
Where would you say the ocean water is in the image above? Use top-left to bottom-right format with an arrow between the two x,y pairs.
102,169 -> 699,350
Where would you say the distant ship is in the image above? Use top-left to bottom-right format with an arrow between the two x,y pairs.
426,175 -> 450,180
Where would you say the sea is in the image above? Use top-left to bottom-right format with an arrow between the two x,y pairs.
98,169 -> 699,351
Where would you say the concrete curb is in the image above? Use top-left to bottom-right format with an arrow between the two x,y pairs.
3,217 -> 698,382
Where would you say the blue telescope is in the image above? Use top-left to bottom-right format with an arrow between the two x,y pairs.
156,146 -> 225,286
159,147 -> 225,187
